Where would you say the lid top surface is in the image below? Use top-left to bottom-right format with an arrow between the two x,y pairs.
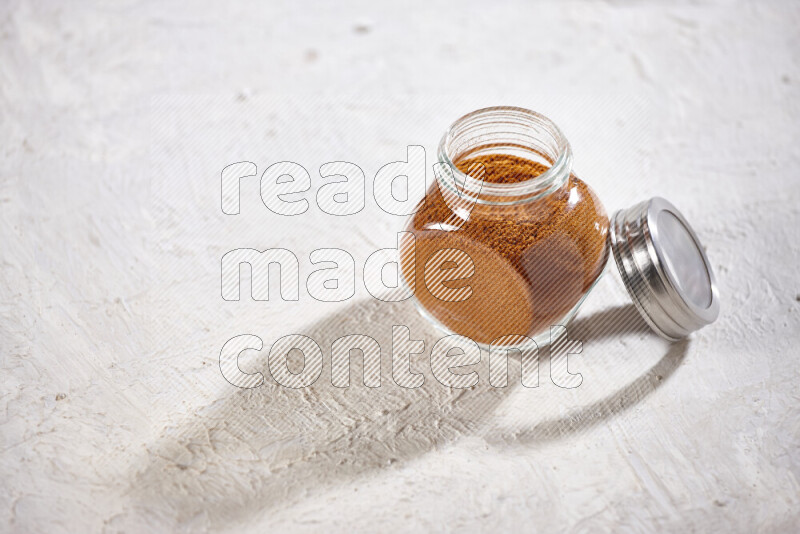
653,209 -> 712,309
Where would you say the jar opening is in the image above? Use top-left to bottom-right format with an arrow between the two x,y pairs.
437,106 -> 573,204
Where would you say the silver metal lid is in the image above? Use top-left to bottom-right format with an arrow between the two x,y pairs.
610,197 -> 720,340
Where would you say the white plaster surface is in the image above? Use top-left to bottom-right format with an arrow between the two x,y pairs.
2,1 -> 800,532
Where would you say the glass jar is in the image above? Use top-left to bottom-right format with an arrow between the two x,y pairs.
400,106 -> 719,347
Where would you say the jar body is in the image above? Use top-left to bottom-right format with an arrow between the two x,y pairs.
399,107 -> 610,347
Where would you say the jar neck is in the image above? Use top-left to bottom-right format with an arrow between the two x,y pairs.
437,106 -> 573,205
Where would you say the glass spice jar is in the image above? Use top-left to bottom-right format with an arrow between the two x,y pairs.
400,106 -> 719,347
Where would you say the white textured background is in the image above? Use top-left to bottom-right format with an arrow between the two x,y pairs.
2,1 -> 800,532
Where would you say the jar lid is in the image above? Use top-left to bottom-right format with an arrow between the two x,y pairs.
610,197 -> 720,340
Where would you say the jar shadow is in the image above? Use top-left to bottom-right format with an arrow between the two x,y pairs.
484,303 -> 688,447
120,300 -> 686,530
122,298 -> 511,530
